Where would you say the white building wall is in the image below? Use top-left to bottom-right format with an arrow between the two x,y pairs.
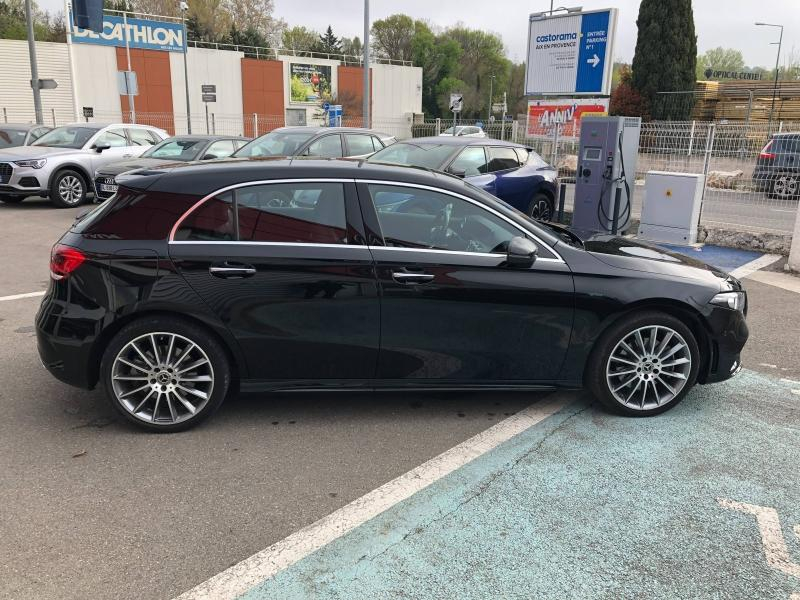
71,44 -> 121,121
0,39 -> 75,125
169,47 -> 245,135
371,63 -> 423,138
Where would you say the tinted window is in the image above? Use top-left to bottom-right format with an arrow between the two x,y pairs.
450,147 -> 488,176
95,128 -> 129,148
368,143 -> 455,169
235,131 -> 315,157
32,126 -> 97,149
204,139 -> 237,158
368,184 -> 523,253
306,135 -> 343,158
344,133 -> 376,156
143,139 -> 205,160
128,128 -> 157,146
487,147 -> 520,172
237,182 -> 347,244
174,193 -> 235,241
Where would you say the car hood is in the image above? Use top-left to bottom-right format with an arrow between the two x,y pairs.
96,157 -> 175,177
564,227 -> 739,290
0,145 -> 86,160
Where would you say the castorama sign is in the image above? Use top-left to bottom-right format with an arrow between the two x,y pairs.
524,8 -> 617,96
69,12 -> 185,52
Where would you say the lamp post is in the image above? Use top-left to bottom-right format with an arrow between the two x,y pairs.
363,0 -> 370,128
180,1 -> 191,133
488,74 -> 495,122
755,22 -> 784,136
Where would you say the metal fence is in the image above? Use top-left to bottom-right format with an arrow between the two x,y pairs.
3,106 -> 797,236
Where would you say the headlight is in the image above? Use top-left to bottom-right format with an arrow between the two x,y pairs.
710,291 -> 745,311
14,158 -> 47,169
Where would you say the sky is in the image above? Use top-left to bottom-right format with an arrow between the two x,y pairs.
38,0 -> 799,69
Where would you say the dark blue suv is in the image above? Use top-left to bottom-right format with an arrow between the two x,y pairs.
753,133 -> 800,199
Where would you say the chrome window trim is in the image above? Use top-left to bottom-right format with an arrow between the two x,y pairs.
170,240 -> 369,250
356,179 -> 564,263
168,178 -> 354,243
368,245 -> 562,263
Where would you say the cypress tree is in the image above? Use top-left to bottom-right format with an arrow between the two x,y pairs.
631,0 -> 697,120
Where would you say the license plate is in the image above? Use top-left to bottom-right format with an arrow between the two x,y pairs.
99,183 -> 118,193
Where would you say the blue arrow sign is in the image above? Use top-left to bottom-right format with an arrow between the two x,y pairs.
575,10 -> 610,93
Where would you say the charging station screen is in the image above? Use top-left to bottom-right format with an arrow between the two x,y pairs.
583,147 -> 602,161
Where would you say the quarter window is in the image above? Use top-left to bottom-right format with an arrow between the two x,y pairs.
368,184 -> 524,253
174,193 -> 236,241
487,147 -> 520,172
450,147 -> 488,177
306,135 -> 343,158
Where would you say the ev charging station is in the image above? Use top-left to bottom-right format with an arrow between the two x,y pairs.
572,116 -> 641,233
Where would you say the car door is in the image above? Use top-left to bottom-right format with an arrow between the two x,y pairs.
88,127 -> 131,170
169,179 -> 379,382
358,181 -> 574,383
486,146 -> 534,210
448,146 -> 496,195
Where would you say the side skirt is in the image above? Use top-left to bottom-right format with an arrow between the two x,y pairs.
239,379 -> 582,394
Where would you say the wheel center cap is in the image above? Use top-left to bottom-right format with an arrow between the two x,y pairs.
157,371 -> 171,384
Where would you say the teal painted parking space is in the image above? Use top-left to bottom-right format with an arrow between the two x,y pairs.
660,243 -> 765,273
239,371 -> 800,600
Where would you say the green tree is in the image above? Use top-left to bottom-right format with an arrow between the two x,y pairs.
282,26 -> 318,55
371,13 -> 415,62
631,0 -> 697,120
315,25 -> 341,55
0,0 -> 65,42
410,20 -> 462,117
436,76 -> 468,115
696,47 -> 745,80
610,65 -> 645,116
341,36 -> 362,58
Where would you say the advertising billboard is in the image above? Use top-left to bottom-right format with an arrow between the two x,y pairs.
289,64 -> 332,104
524,9 -> 617,96
526,98 -> 609,138
69,12 -> 185,52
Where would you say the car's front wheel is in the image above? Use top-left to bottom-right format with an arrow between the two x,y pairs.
49,169 -> 88,208
100,317 -> 231,432
586,311 -> 700,416
527,193 -> 554,221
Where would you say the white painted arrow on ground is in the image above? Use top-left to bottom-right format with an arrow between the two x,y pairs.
586,54 -> 600,68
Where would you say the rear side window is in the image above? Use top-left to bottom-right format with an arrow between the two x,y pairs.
174,193 -> 235,241
487,147 -> 520,172
128,128 -> 158,146
306,135 -> 343,158
76,187 -> 202,240
344,133 -> 376,156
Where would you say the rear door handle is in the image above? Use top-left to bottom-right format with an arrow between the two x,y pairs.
209,265 -> 256,278
392,272 -> 434,284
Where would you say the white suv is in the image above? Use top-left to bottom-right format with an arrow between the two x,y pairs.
0,123 -> 168,208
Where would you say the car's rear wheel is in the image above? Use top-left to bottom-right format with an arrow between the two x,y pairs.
0,195 -> 24,204
770,174 -> 799,199
49,169 -> 87,208
100,317 -> 231,432
586,311 -> 700,416
527,193 -> 554,221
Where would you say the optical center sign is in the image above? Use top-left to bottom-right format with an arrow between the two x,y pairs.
524,8 -> 617,96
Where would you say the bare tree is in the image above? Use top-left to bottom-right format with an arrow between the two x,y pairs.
225,0 -> 285,46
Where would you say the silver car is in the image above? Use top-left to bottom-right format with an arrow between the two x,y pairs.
234,126 -> 397,160
0,122 -> 168,208
0,123 -> 52,148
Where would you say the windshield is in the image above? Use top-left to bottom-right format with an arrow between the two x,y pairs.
234,131 -> 315,157
143,138 -> 205,160
367,143 -> 455,169
0,129 -> 27,148
32,126 -> 97,149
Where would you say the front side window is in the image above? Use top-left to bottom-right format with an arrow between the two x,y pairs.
94,128 -> 129,148
306,135 -> 343,158
144,139 -> 205,160
450,146 -> 488,176
174,193 -> 236,241
234,131 -> 315,157
344,133 -> 376,156
368,184 -> 524,254
487,147 -> 520,172
204,139 -> 237,159
368,143 -> 455,170
128,128 -> 158,146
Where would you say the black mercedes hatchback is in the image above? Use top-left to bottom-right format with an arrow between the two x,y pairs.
36,158 -> 749,431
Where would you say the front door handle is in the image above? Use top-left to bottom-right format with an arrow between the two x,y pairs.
392,272 -> 434,284
209,264 -> 256,278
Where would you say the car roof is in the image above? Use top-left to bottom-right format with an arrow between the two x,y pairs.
397,136 -> 525,148
58,123 -> 164,130
163,135 -> 249,141
272,126 -> 394,137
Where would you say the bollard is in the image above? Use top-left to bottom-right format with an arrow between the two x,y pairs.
557,182 -> 566,224
611,187 -> 622,235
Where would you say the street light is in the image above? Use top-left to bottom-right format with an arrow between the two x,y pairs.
363,0 -> 370,128
755,21 -> 784,136
488,74 -> 495,122
180,1 -> 191,134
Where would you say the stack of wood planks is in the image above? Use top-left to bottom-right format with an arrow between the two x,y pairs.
692,80 -> 800,122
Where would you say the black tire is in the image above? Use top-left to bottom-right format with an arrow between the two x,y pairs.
527,193 -> 554,222
49,169 -> 88,208
770,173 -> 800,200
0,195 -> 25,204
100,316 -> 231,432
585,311 -> 700,417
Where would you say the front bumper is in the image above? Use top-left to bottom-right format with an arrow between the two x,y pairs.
0,161 -> 50,196
93,175 -> 118,200
699,303 -> 749,384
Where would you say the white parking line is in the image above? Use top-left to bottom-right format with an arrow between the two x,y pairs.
729,254 -> 782,279
172,394 -> 570,600
0,291 -> 46,302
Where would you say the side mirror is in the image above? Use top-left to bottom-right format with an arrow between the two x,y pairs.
94,143 -> 110,153
447,167 -> 466,178
506,236 -> 538,268
201,153 -> 218,160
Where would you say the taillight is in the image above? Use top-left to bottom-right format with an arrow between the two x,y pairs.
759,139 -> 776,160
50,244 -> 86,280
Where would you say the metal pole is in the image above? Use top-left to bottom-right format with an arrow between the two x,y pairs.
687,120 -> 695,157
611,187 -> 621,235
253,113 -> 258,137
362,0 -> 370,128
767,26 -> 783,136
211,112 -> 215,134
182,10 -> 191,133
2,108 -> 6,123
25,0 -> 43,124
205,103 -> 209,134
123,11 -> 136,123
51,107 -> 56,126
557,182 -> 566,223
501,91 -> 507,141
488,75 -> 494,123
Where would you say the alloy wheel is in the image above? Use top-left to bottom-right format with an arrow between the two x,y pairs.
773,175 -> 798,199
605,325 -> 692,411
111,332 -> 215,425
58,175 -> 84,205
530,198 -> 552,221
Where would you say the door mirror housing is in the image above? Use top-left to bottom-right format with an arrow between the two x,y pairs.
447,167 -> 466,178
506,236 -> 538,268
94,143 -> 110,153
201,153 -> 218,160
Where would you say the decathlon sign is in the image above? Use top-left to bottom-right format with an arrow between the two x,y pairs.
69,12 -> 185,52
525,8 -> 617,96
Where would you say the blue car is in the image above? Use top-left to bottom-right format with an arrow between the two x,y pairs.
366,136 -> 559,220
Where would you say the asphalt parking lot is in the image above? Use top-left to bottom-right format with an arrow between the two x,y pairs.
1,197 -> 799,600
